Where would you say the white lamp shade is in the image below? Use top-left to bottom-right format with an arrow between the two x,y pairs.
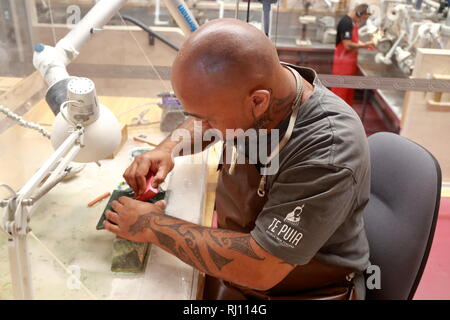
51,104 -> 122,163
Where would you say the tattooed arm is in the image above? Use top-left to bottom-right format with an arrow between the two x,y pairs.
105,197 -> 295,291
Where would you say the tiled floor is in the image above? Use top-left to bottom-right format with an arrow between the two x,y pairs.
414,196 -> 450,300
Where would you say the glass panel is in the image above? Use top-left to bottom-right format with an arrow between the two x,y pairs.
1,0 -> 449,299
0,0 -> 207,299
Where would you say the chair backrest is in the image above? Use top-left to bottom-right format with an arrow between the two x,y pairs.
365,132 -> 441,300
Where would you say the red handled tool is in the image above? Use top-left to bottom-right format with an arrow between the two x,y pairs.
136,172 -> 158,201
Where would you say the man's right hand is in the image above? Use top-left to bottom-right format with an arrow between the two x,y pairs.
123,148 -> 175,196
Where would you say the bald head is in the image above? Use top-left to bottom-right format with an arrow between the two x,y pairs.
172,19 -> 280,95
171,19 -> 293,135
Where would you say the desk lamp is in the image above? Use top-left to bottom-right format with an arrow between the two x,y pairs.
0,77 -> 121,299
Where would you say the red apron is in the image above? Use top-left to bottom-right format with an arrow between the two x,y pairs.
331,23 -> 359,106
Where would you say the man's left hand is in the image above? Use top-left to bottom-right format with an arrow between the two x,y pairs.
103,196 -> 166,242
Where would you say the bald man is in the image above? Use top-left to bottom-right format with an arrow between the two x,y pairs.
105,19 -> 371,300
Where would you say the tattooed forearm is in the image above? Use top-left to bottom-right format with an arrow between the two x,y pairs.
126,211 -> 293,289
206,243 -> 233,271
209,230 -> 223,247
152,228 -> 177,254
185,237 -> 213,274
153,221 -> 213,273
155,220 -> 264,261
178,247 -> 197,268
210,231 -> 265,261
223,235 -> 265,261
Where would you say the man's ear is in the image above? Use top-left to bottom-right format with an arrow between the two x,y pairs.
249,89 -> 271,119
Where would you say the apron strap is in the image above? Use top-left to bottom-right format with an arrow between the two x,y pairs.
257,65 -> 304,197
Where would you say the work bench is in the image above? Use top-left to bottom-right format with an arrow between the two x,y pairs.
0,87 -> 220,299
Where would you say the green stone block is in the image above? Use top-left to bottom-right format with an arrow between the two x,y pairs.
95,188 -> 165,273
111,237 -> 150,273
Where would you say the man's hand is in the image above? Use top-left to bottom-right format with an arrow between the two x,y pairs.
104,196 -> 294,291
123,148 -> 174,196
104,196 -> 166,242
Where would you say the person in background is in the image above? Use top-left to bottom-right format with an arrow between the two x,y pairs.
332,3 -> 374,106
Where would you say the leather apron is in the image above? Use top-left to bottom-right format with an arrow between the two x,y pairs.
203,66 -> 357,300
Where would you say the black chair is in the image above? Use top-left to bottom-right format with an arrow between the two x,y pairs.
364,132 -> 441,300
